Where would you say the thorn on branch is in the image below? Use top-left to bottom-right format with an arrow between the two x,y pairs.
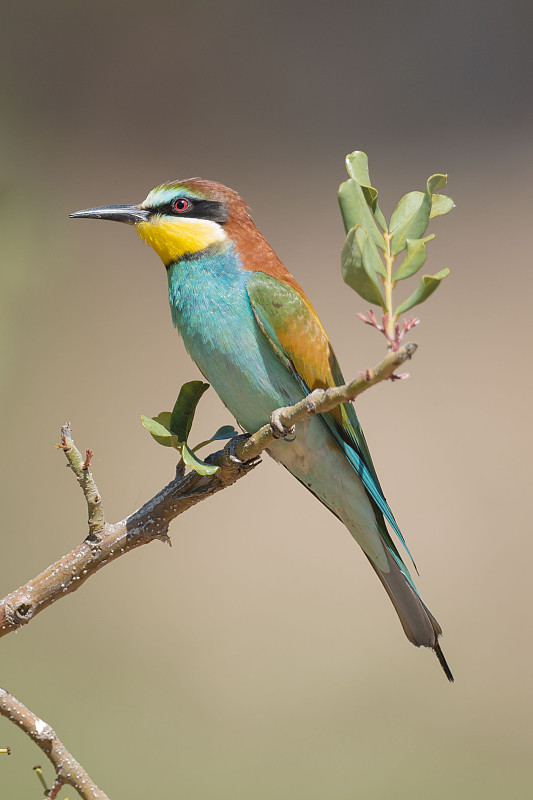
82,450 -> 93,471
389,372 -> 409,381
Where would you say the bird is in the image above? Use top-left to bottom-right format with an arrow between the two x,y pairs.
70,178 -> 453,681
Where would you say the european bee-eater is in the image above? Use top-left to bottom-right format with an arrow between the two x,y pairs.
70,179 -> 452,681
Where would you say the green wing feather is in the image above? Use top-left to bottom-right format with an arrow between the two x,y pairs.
246,271 -> 417,580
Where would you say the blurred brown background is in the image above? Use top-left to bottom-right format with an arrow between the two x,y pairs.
1,1 -> 532,797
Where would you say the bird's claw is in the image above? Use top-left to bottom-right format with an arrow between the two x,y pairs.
223,434 -> 261,468
270,409 -> 296,441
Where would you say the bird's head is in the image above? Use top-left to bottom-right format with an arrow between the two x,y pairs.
70,179 -> 250,267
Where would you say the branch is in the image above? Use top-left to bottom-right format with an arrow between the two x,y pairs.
237,342 -> 417,462
0,687 -> 110,799
0,440 -> 257,638
57,425 -> 105,537
0,343 -> 416,640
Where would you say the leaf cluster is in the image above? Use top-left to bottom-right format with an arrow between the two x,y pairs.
339,151 -> 453,319
141,381 -> 238,475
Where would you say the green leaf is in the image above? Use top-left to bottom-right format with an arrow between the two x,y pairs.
341,226 -> 385,307
338,179 -> 386,248
154,411 -> 172,429
362,232 -> 387,278
182,442 -> 219,475
193,425 -> 239,452
141,414 -> 182,448
208,424 -> 239,442
345,151 -> 388,233
141,414 -> 173,446
373,204 -> 388,233
389,191 -> 422,231
390,174 -> 448,255
393,235 -> 434,281
430,193 -> 454,218
169,381 -> 210,442
394,268 -> 451,316
345,151 -> 378,208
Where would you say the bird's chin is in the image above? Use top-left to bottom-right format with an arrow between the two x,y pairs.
136,215 -> 227,266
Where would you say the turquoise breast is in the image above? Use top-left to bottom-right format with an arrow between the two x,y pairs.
167,243 -> 304,432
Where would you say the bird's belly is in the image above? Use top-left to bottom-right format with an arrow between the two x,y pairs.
268,419 -> 387,568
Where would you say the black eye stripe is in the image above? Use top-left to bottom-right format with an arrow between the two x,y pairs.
151,197 -> 229,223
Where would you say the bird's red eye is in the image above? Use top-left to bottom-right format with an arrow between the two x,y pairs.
173,198 -> 190,213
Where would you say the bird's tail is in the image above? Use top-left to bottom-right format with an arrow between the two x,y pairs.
367,548 -> 454,682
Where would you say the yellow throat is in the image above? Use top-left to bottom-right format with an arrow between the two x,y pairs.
136,215 -> 227,266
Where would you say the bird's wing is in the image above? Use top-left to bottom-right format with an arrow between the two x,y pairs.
246,270 -> 415,576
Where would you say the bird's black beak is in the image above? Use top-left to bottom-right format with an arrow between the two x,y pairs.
69,204 -> 150,224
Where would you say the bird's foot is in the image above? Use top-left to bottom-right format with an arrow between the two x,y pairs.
223,434 -> 261,469
270,409 -> 296,441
